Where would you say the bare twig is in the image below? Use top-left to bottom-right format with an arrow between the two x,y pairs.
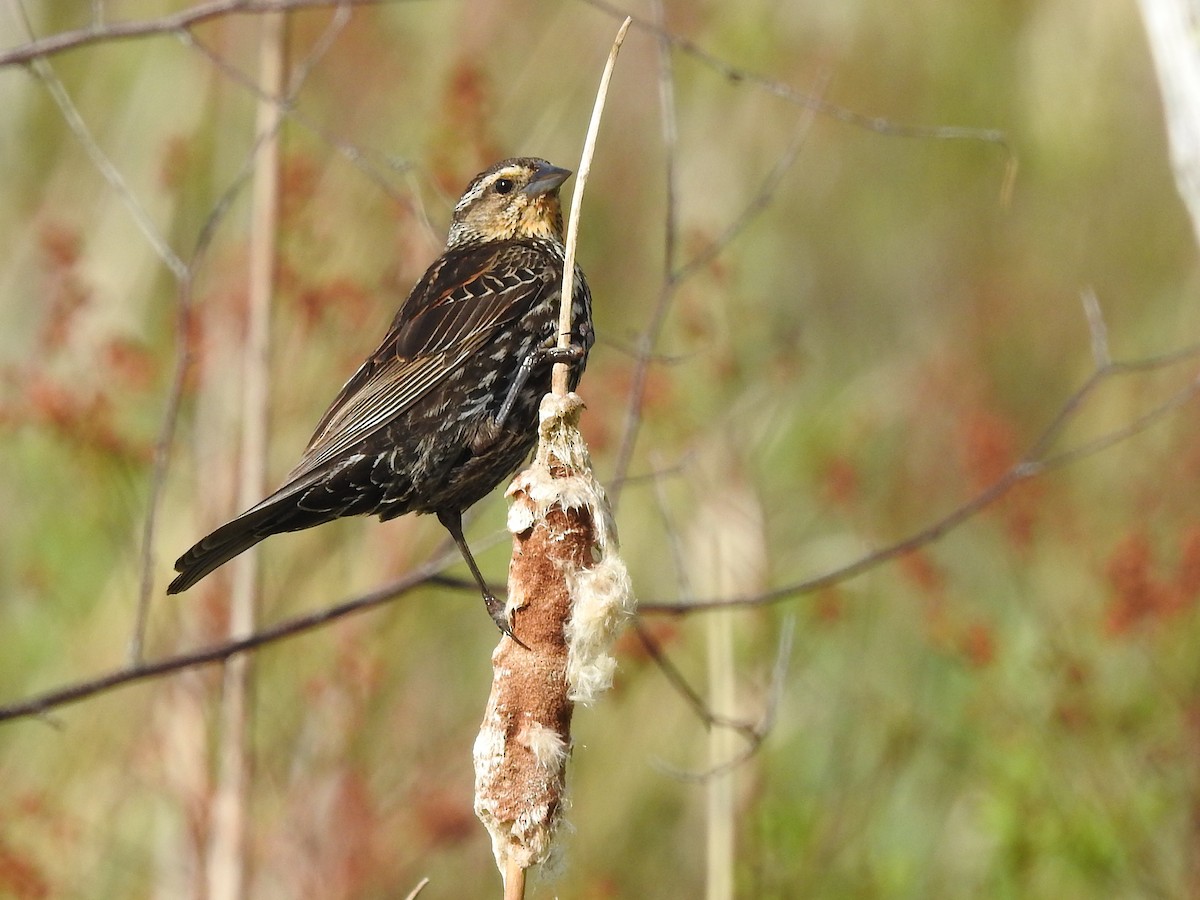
179,11 -> 418,204
608,1 -> 679,508
610,72 -> 826,504
13,13 -> 187,280
652,615 -> 795,783
0,561 -> 458,724
0,0 -> 406,68
579,0 -> 1013,157
641,337 -> 1200,614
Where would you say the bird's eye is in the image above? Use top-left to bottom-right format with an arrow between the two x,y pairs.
494,178 -> 515,195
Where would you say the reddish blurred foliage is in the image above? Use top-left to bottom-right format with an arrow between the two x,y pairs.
12,792 -> 78,845
1177,525 -> 1200,597
962,408 -> 1016,488
13,374 -> 151,462
36,222 -> 91,352
334,627 -> 384,699
38,221 -> 81,269
0,839 -> 49,900
820,454 -> 860,511
578,875 -> 621,899
280,153 -> 320,226
613,620 -> 680,668
103,337 -> 159,392
272,767 -> 383,899
898,547 -> 946,595
578,408 -> 611,456
386,195 -> 444,284
414,787 -> 476,848
1105,531 -> 1172,634
899,548 -> 951,648
158,134 -> 192,191
1054,700 -> 1093,731
619,365 -> 675,418
429,59 -> 499,195
194,582 -> 232,643
293,277 -> 374,334
898,549 -> 998,666
811,586 -> 844,624
1053,661 -> 1095,730
322,772 -> 380,892
1,222 -> 156,460
682,228 -> 732,286
1104,528 -> 1200,634
957,621 -> 996,668
960,408 -> 1042,550
678,285 -> 715,342
582,364 -> 675,455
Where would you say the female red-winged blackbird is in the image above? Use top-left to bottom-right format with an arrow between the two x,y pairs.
168,158 -> 593,635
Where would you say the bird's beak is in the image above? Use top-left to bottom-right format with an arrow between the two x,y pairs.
524,163 -> 572,197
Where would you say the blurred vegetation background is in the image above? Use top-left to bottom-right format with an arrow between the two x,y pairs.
2,0 -> 1199,897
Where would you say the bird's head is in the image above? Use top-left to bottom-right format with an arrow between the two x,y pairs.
447,157 -> 572,247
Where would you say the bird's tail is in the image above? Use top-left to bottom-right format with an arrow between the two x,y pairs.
167,474 -> 336,594
167,504 -> 281,594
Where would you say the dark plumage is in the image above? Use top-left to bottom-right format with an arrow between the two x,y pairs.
168,157 -> 593,634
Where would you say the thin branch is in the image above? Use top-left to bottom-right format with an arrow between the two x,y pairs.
641,340 -> 1200,614
633,623 -> 754,741
650,614 -> 795,782
608,2 -> 679,508
652,0 -> 680,277
0,561 -> 460,724
611,78 -> 825,503
578,0 -> 1014,165
1036,370 -> 1200,471
15,31 -> 187,279
179,15 -> 417,204
674,79 -> 826,284
0,0 -> 407,68
131,273 -> 194,664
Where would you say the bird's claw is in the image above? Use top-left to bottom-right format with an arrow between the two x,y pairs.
536,343 -> 586,366
485,592 -> 527,649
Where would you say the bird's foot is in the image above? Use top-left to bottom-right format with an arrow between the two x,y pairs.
485,591 -> 527,649
535,343 -> 586,366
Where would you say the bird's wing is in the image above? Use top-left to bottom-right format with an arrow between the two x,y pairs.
283,240 -> 557,483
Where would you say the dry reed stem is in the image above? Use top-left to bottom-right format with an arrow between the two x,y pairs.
1138,0 -> 1200,251
551,15 -> 631,397
206,12 -> 285,899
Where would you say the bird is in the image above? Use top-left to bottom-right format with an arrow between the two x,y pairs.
168,157 -> 593,636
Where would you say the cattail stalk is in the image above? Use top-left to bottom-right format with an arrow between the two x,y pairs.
474,19 -> 634,896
